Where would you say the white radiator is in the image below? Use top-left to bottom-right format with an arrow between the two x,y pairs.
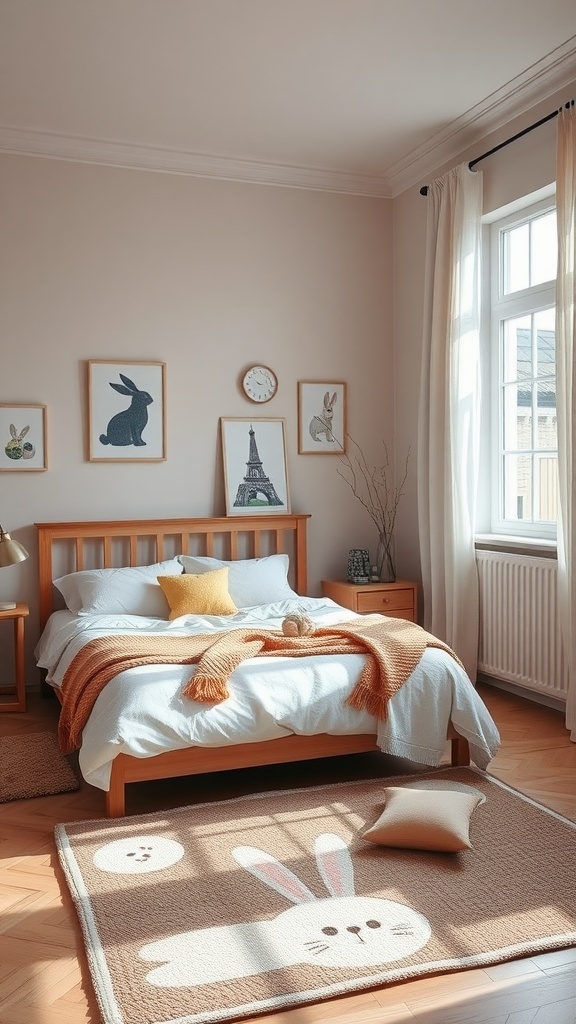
476,550 -> 568,702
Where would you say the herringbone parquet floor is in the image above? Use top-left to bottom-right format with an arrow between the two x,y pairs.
1,683 -> 575,1024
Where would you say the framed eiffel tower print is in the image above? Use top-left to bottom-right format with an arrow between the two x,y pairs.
221,418 -> 290,516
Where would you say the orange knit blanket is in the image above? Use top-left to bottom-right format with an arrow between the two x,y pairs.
57,616 -> 461,752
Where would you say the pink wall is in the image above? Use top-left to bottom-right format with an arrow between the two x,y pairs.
0,155 -> 393,682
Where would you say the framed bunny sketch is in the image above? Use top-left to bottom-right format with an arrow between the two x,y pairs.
0,404 -> 48,471
88,360 -> 166,462
297,381 -> 346,454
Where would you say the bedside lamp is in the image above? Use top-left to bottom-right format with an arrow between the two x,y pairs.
0,524 -> 29,610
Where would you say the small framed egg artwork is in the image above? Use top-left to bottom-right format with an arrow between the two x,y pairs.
0,404 -> 48,471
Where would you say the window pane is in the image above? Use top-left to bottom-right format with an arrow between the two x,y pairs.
491,199 -> 557,539
535,309 -> 555,377
531,211 -> 557,285
503,383 -> 532,450
503,454 -> 532,521
503,316 -> 531,381
536,385 -> 557,448
503,223 -> 529,293
536,456 -> 558,522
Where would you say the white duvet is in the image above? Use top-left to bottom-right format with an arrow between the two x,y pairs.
35,597 -> 500,791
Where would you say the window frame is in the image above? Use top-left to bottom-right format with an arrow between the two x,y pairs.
488,194 -> 557,542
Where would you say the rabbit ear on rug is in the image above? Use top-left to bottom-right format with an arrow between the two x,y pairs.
313,833 -> 356,898
232,834 -> 356,903
232,845 -> 317,904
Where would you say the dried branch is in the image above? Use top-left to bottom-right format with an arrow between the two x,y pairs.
337,436 -> 410,577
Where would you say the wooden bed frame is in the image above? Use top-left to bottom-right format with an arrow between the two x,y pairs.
36,514 -> 469,817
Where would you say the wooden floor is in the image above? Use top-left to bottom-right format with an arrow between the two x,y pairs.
1,683 -> 575,1024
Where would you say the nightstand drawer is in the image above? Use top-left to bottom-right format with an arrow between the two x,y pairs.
356,588 -> 414,615
321,579 -> 417,622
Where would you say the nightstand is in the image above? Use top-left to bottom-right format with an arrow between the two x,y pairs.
321,580 -> 417,622
0,602 -> 29,713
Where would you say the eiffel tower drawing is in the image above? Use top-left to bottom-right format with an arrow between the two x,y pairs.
233,424 -> 283,507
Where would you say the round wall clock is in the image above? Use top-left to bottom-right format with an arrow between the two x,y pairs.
241,365 -> 278,403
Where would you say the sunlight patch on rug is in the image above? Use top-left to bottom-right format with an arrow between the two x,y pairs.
55,767 -> 576,1024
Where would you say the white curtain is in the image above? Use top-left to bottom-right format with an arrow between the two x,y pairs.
556,104 -> 576,740
418,163 -> 483,679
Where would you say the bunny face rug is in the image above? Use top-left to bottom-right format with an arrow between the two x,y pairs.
139,834 -> 431,987
54,767 -> 576,1024
93,835 -> 184,874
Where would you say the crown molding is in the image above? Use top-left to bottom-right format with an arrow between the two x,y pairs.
386,36 -> 576,197
0,37 -> 574,199
0,125 -> 391,198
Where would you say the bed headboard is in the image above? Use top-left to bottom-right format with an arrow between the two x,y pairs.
35,514 -> 310,630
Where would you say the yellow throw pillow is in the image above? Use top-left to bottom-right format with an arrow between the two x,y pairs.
157,568 -> 238,618
361,786 -> 483,852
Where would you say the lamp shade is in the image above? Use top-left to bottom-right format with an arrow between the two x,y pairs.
0,526 -> 29,567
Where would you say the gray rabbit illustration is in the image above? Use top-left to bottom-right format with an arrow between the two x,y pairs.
99,373 -> 153,447
309,391 -> 337,442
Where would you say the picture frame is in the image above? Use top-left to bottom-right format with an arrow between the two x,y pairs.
220,418 -> 290,516
297,381 -> 347,454
0,404 -> 48,471
88,360 -> 166,462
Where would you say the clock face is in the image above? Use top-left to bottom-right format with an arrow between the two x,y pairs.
242,365 -> 278,403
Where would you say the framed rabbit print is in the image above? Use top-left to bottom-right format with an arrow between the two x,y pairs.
0,404 -> 47,471
298,381 -> 346,454
88,360 -> 166,462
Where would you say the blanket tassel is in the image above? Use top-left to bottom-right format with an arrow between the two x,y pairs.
346,679 -> 389,721
183,673 -> 230,703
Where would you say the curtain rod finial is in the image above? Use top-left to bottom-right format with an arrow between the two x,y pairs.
420,185 -> 429,196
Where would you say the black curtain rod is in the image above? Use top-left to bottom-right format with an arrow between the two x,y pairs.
419,99 -> 574,196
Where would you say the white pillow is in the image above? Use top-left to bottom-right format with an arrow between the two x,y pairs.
179,553 -> 298,608
54,559 -> 183,617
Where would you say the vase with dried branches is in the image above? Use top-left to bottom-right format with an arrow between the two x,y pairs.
337,436 -> 410,583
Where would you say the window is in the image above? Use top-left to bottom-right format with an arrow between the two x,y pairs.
488,197 -> 557,540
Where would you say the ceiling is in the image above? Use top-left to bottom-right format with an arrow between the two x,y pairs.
1,0 -> 576,197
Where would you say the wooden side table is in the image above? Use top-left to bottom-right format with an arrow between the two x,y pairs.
0,603 -> 29,713
321,579 -> 417,622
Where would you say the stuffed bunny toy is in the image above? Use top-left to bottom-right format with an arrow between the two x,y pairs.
309,391 -> 337,442
281,613 -> 315,636
139,832 -> 431,987
99,373 -> 153,447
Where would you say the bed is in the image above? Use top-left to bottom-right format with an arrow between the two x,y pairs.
35,514 -> 500,817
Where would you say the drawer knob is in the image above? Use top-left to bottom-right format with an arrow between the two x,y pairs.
382,597 -> 390,604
